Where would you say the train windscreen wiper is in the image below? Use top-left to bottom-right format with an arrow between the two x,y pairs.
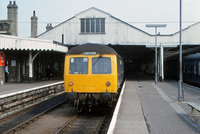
93,54 -> 103,66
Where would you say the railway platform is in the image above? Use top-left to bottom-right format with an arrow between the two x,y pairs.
1,74 -> 200,134
108,73 -> 200,134
0,80 -> 63,96
0,79 -> 64,119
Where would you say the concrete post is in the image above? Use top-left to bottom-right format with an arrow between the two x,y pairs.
28,51 -> 41,83
159,44 -> 164,81
29,51 -> 33,83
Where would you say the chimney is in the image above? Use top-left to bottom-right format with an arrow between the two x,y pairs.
46,23 -> 53,31
31,10 -> 38,38
7,1 -> 18,36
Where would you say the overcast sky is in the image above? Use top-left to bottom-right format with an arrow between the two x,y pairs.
0,0 -> 200,37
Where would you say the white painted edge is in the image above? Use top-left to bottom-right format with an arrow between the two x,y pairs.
107,80 -> 126,134
0,81 -> 64,99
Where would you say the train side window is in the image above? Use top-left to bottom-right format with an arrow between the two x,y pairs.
69,57 -> 88,74
194,61 -> 197,75
199,61 -> 200,76
183,62 -> 186,73
92,57 -> 111,74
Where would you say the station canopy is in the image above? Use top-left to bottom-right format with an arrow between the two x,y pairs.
0,34 -> 68,53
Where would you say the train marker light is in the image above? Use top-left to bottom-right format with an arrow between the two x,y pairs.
106,81 -> 111,86
69,81 -> 73,86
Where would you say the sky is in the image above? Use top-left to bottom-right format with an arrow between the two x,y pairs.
0,0 -> 200,37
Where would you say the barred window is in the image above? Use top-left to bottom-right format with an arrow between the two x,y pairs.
80,18 -> 105,34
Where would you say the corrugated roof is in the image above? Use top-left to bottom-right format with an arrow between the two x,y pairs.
0,34 -> 68,53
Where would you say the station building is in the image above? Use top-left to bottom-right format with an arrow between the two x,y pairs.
37,7 -> 200,80
0,1 -> 68,84
1,2 -> 200,84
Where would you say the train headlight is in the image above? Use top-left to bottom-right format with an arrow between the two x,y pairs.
106,81 -> 111,86
69,81 -> 73,86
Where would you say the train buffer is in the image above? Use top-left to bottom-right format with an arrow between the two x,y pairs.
187,102 -> 200,123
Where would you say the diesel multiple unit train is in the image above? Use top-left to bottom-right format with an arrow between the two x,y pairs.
64,44 -> 124,112
165,52 -> 200,86
183,53 -> 200,85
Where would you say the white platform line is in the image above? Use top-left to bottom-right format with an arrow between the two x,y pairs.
107,80 -> 126,134
0,81 -> 64,99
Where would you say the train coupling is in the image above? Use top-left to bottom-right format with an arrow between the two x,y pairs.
66,92 -> 77,101
101,93 -> 111,102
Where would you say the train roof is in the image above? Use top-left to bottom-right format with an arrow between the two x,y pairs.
66,44 -> 119,56
184,53 -> 200,60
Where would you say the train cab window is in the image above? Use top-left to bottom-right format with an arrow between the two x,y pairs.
69,57 -> 88,74
92,57 -> 111,74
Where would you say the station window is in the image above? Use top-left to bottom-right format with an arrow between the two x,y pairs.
80,18 -> 105,34
92,57 -> 111,74
69,57 -> 88,74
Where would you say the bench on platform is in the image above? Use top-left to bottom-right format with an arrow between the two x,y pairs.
187,102 -> 200,117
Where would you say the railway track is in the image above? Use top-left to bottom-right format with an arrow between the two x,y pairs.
0,94 -> 68,134
3,106 -> 111,134
1,81 -> 123,134
55,113 -> 107,134
1,97 -> 112,134
5,101 -> 67,134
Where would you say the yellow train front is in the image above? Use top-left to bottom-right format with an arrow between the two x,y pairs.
64,44 -> 124,112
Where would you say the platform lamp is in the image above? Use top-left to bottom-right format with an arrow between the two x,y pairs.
146,24 -> 167,84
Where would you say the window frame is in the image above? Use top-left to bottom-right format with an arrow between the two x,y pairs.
69,57 -> 89,74
80,18 -> 106,34
92,57 -> 111,74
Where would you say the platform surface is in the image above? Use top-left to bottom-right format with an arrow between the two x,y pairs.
110,73 -> 200,134
0,80 -> 63,96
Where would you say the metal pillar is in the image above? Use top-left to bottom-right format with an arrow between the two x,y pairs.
178,0 -> 184,102
155,27 -> 158,84
146,24 -> 166,85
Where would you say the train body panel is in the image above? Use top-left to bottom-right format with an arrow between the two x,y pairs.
64,54 -> 118,93
165,53 -> 200,86
183,53 -> 200,85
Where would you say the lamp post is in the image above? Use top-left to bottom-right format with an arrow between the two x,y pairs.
146,24 -> 167,84
178,0 -> 184,102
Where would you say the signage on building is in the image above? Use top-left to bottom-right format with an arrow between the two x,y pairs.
0,51 -> 5,66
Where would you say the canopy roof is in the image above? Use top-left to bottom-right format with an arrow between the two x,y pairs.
0,34 -> 68,53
